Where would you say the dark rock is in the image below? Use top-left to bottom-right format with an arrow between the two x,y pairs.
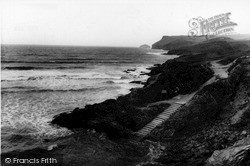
124,68 -> 136,73
130,80 -> 145,85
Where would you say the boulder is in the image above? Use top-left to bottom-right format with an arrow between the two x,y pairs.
205,137 -> 250,166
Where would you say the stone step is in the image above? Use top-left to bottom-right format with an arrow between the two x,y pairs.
154,118 -> 163,122
153,121 -> 164,124
144,125 -> 157,129
142,127 -> 155,131
137,131 -> 148,134
137,131 -> 149,135
141,129 -> 153,133
154,118 -> 164,121
167,106 -> 180,110
142,126 -> 154,129
165,108 -> 176,111
158,113 -> 171,117
159,113 -> 172,116
154,117 -> 166,120
159,113 -> 172,117
133,104 -> 184,139
159,115 -> 170,118
150,120 -> 162,124
164,107 -> 179,112
141,126 -> 155,130
143,126 -> 155,130
164,110 -> 176,114
148,121 -> 160,124
169,106 -> 181,110
157,117 -> 167,120
161,111 -> 173,115
146,123 -> 156,126
162,109 -> 176,114
141,128 -> 156,132
135,133 -> 144,137
156,119 -> 167,122
162,111 -> 174,114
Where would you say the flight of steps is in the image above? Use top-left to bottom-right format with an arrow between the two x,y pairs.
134,103 -> 183,138
130,60 -> 239,142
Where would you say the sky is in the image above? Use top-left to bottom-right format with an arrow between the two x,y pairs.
1,0 -> 250,47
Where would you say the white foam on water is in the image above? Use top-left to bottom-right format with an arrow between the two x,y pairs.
146,49 -> 179,59
1,64 -> 153,152
146,49 -> 169,56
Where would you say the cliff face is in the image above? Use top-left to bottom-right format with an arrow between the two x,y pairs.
143,56 -> 250,166
168,37 -> 248,55
205,56 -> 250,166
152,35 -> 250,51
151,36 -> 205,50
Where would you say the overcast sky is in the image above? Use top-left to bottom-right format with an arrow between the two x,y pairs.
1,0 -> 250,47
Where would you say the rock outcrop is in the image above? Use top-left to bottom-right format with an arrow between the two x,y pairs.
205,56 -> 250,166
205,137 -> 250,166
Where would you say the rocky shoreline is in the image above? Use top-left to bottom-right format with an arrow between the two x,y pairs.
51,60 -> 213,138
1,36 -> 250,166
50,36 -> 250,165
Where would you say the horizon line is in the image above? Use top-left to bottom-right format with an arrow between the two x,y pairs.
1,43 -> 145,48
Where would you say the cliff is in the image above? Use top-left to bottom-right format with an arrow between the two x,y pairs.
152,34 -> 250,51
151,35 -> 205,50
141,55 -> 250,166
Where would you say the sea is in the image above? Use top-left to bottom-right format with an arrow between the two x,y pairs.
1,45 -> 177,153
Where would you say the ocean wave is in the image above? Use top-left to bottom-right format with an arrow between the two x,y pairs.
1,73 -> 123,83
1,60 -> 133,64
1,66 -> 87,70
2,66 -> 38,70
1,86 -> 119,93
146,50 -> 169,56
